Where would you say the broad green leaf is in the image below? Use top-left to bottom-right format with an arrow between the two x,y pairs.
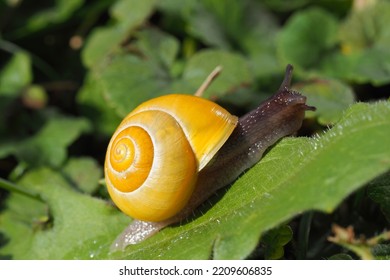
367,172 -> 390,223
174,50 -> 253,98
339,0 -> 390,54
134,28 -> 180,71
0,117 -> 91,168
110,100 -> 389,259
294,79 -> 355,125
186,0 -> 244,49
110,0 -> 156,29
82,0 -> 156,68
321,1 -> 390,85
81,29 -> 178,126
1,0 -> 389,261
63,157 -> 103,194
352,48 -> 390,86
81,26 -> 127,68
232,0 -> 281,78
306,49 -> 390,87
188,6 -> 230,49
0,168 -> 128,259
83,49 -> 252,123
97,54 -> 171,118
76,73 -> 122,135
277,7 -> 338,75
184,0 -> 281,77
0,51 -> 32,95
0,187 -> 48,259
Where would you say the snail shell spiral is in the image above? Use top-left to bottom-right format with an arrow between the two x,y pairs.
104,94 -> 238,222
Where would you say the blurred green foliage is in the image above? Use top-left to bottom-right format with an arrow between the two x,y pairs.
0,0 -> 389,259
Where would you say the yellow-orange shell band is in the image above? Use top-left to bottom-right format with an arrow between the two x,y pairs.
106,126 -> 154,193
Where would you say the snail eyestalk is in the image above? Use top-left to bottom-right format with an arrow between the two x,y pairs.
279,64 -> 294,91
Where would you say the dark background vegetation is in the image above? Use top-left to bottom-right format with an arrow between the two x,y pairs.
0,0 -> 389,259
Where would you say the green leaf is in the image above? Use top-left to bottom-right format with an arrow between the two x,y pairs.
76,73 -> 122,135
134,28 -> 180,71
277,7 -> 338,75
339,1 -> 390,54
81,26 -> 127,68
186,0 -> 244,49
261,225 -> 293,259
372,244 -> 390,260
2,0 -> 389,261
111,100 -> 389,259
82,0 -> 156,68
174,49 -> 253,98
81,28 -> 178,126
0,51 -> 32,134
233,1 -> 281,78
0,117 -> 91,168
26,0 -> 84,32
367,172 -> 390,223
294,79 -> 355,125
0,168 -> 128,259
97,54 -> 171,118
0,51 -> 32,95
0,184 -> 48,259
63,157 -> 103,194
184,0 -> 281,77
82,48 -> 252,126
110,0 -> 156,29
321,1 -> 390,85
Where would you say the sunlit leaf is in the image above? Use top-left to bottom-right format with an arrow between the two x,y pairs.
0,168 -> 128,259
82,0 -> 156,68
109,101 -> 390,259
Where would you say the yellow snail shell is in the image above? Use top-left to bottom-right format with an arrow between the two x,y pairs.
104,94 -> 238,222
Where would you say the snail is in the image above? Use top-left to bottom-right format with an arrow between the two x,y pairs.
105,64 -> 315,251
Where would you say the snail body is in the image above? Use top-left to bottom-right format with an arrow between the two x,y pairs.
105,65 -> 315,251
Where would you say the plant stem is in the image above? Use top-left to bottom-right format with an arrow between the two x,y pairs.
0,177 -> 44,202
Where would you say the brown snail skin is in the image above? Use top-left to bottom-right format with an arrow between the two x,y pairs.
107,64 -> 315,251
